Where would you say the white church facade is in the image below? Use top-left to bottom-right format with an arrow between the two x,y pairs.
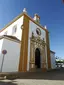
0,8 -> 56,72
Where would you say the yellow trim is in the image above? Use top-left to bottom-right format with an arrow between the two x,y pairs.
0,13 -> 24,32
0,13 -> 48,33
46,32 -> 51,69
24,13 -> 48,32
18,14 -> 29,72
0,11 -> 51,71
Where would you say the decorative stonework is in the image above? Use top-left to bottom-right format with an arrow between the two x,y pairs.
29,32 -> 47,71
36,28 -> 41,35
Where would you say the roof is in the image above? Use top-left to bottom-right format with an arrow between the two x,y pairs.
0,12 -> 48,33
50,50 -> 55,54
0,35 -> 20,43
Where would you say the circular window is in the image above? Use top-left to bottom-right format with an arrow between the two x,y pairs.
36,28 -> 41,35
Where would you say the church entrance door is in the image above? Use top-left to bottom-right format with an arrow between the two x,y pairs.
35,48 -> 41,68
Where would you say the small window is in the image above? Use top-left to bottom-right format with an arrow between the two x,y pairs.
12,25 -> 17,34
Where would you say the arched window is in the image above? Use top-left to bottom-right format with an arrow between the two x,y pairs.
12,25 -> 17,34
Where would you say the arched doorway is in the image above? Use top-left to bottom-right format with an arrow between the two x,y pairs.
35,48 -> 41,68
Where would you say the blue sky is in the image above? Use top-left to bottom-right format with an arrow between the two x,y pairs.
0,0 -> 64,59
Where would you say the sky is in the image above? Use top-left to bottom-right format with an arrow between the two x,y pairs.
0,0 -> 64,59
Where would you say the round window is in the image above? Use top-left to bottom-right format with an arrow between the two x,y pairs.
36,28 -> 41,35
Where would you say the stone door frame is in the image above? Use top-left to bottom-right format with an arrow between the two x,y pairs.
29,35 -> 47,71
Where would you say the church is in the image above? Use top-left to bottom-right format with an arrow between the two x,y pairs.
0,8 -> 56,72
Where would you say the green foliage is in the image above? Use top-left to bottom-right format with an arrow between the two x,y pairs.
56,60 -> 64,63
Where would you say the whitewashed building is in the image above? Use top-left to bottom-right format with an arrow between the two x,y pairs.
50,51 -> 56,69
0,8 -> 56,72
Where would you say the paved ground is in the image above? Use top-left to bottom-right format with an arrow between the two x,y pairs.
0,68 -> 64,85
0,79 -> 64,85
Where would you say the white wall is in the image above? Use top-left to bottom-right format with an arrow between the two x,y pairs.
0,39 -> 3,53
29,21 -> 46,42
0,16 -> 24,40
0,39 -> 4,71
27,20 -> 47,71
50,52 -> 56,69
0,38 -> 20,72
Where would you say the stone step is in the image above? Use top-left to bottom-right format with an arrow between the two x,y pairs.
0,71 -> 46,80
0,76 -> 6,80
0,68 -> 61,80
